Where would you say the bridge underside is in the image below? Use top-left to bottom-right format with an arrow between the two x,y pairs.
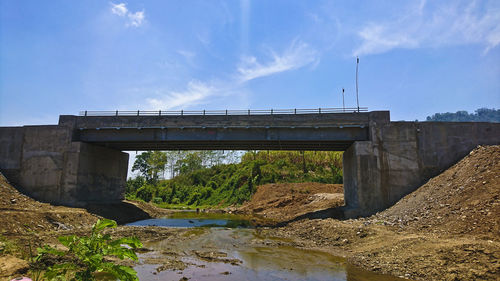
76,127 -> 367,151
87,140 -> 355,151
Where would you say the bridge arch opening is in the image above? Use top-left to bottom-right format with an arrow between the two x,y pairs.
124,149 -> 347,214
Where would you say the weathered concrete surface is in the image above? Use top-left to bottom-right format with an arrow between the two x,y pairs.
343,119 -> 500,217
0,126 -> 128,206
76,143 -> 128,202
0,127 -> 24,185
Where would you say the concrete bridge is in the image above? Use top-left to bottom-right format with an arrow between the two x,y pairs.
1,110 -> 499,217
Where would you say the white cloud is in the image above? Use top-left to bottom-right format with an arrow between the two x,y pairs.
110,3 -> 145,27
354,0 -> 500,56
111,3 -> 127,16
144,38 -> 319,111
177,50 -> 196,60
237,39 -> 319,82
128,11 -> 145,27
146,81 -> 216,110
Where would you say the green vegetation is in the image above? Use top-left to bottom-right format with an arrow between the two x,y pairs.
127,150 -> 343,207
33,219 -> 142,281
0,235 -> 18,256
426,108 -> 499,122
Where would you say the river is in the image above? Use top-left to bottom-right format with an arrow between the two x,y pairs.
126,212 -> 407,281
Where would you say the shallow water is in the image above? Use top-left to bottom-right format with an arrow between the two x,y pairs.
127,212 -> 252,228
128,212 -> 407,281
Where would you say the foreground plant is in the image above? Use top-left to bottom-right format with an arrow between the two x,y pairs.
34,219 -> 142,281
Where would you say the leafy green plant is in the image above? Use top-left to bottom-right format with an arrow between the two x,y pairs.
34,219 -> 142,281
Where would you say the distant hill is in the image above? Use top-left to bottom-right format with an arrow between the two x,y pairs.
426,108 -> 500,122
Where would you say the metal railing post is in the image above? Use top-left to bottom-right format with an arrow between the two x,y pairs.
248,109 -> 250,115
181,110 -> 183,116
159,110 -> 161,116
116,110 -> 118,116
137,110 -> 139,116
203,110 -> 205,116
319,108 -> 321,114
85,110 -> 87,116
226,109 -> 228,115
271,109 -> 273,115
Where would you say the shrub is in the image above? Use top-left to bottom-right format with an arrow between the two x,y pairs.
152,197 -> 163,204
34,219 -> 142,281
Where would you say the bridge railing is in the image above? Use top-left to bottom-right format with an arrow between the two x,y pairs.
79,107 -> 368,117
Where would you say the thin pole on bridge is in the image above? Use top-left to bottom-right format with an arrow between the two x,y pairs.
342,88 -> 345,112
356,57 -> 360,113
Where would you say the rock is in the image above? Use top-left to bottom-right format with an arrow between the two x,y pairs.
0,256 -> 29,278
53,222 -> 70,230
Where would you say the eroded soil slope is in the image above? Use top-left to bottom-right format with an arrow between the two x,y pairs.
238,182 -> 344,221
375,145 -> 500,240
267,145 -> 500,281
0,174 -> 101,278
0,174 -> 100,236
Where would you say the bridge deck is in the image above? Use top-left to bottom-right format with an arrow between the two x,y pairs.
65,112 -> 372,151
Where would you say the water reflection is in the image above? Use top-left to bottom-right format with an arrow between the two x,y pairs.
126,212 -> 253,228
130,223 -> 408,281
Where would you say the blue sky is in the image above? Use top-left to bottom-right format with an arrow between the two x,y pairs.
1,0 -> 500,126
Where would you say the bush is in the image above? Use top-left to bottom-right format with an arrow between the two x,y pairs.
152,197 -> 163,204
34,219 -> 142,281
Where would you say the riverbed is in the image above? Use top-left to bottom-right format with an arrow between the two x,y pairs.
125,212 -> 407,281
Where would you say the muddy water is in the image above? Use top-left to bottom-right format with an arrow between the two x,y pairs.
127,212 -> 406,281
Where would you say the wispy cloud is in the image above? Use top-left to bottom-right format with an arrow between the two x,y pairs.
146,81 -> 216,110
110,2 -> 145,27
177,50 -> 196,60
145,39 -> 319,110
237,39 -> 319,82
354,0 -> 500,56
128,11 -> 145,27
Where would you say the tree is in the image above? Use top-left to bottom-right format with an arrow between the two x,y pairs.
426,108 -> 499,122
175,152 -> 203,175
132,151 -> 168,183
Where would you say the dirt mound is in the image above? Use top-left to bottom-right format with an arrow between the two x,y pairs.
266,145 -> 500,280
374,145 -> 500,240
238,182 -> 344,221
0,173 -> 100,236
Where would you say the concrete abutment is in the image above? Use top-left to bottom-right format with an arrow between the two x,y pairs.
0,125 -> 127,206
342,118 -> 500,218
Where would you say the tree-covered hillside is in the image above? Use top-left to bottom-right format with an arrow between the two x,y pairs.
126,150 -> 343,207
426,108 -> 499,122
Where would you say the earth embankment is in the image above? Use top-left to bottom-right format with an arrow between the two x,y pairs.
265,145 -> 500,280
237,182 -> 344,222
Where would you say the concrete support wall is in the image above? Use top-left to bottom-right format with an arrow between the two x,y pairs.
76,143 -> 128,202
0,127 -> 25,185
0,126 -> 128,206
343,120 -> 500,218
